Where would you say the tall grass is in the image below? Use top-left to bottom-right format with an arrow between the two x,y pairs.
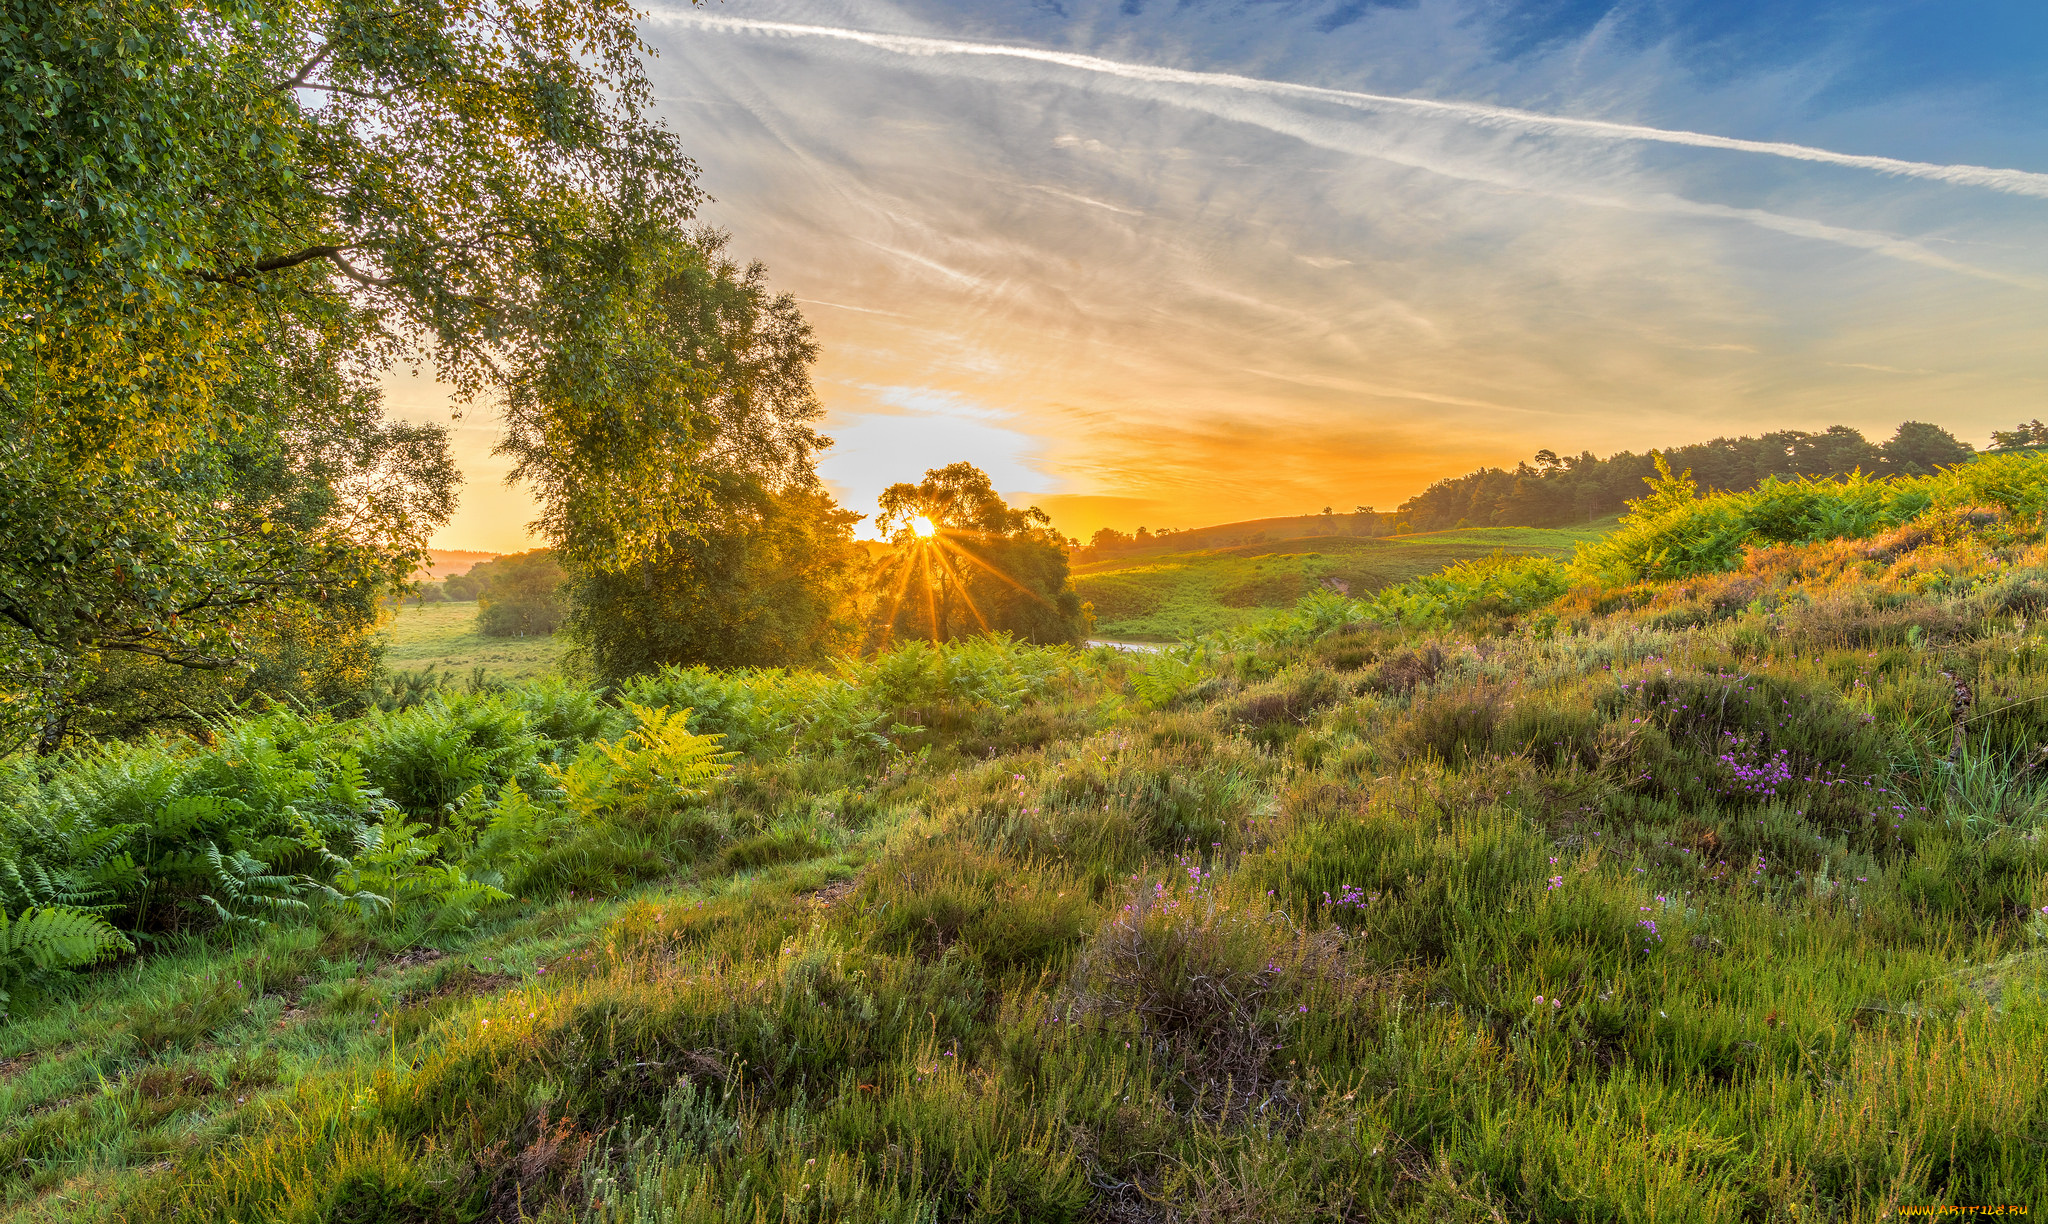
11,469 -> 2048,1219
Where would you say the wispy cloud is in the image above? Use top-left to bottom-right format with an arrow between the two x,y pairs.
657,10 -> 2041,286
1241,368 -> 1542,416
858,238 -> 989,289
1028,184 -> 1143,216
795,297 -> 914,318
595,1 -> 2048,542
659,12 -> 2048,200
1827,362 -> 1937,375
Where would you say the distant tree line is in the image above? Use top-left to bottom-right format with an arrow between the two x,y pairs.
1396,422 -> 1975,531
1080,525 -> 1184,558
1989,420 -> 2048,450
408,550 -> 570,633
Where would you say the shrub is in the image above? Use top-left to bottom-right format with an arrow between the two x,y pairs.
1389,682 -> 1506,766
1073,868 -> 1339,1101
1576,452 -> 2048,585
358,694 -> 545,819
549,703 -> 735,823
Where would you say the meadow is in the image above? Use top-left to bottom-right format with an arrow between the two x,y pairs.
382,601 -> 570,684
1074,521 -> 1614,641
3,463 -> 2048,1220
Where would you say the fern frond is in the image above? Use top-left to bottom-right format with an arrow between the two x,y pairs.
0,906 -> 134,1012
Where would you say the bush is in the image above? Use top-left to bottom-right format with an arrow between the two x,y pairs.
358,694 -> 546,818
473,550 -> 568,637
1575,452 -> 2048,585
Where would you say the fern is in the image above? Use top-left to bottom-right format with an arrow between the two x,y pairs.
1132,654 -> 1209,711
0,907 -> 133,1016
191,843 -> 313,931
442,781 -> 560,892
331,819 -> 511,930
550,704 -> 734,819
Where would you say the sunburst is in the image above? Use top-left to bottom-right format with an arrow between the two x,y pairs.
871,520 -> 1058,646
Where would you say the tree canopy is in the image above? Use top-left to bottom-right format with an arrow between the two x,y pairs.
502,230 -> 830,575
569,480 -> 863,679
3,0 -> 698,451
528,233 -> 864,679
0,0 -> 706,746
1989,420 -> 2048,450
475,551 -> 569,639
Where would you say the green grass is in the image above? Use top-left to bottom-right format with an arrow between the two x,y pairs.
381,600 -> 569,681
15,495 -> 2048,1220
1076,519 -> 1617,640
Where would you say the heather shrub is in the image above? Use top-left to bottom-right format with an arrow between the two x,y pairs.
859,841 -> 1092,974
1366,644 -> 1446,694
1250,795 -> 1557,961
1387,681 -> 1506,766
1217,666 -> 1348,746
1072,866 -> 1338,1101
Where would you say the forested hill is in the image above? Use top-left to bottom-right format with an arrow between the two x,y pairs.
1397,420 -> 1975,531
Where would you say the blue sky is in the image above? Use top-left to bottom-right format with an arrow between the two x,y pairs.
410,0 -> 2047,546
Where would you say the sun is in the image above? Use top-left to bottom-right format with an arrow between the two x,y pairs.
910,515 -> 937,538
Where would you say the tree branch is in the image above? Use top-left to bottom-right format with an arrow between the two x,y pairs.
198,244 -> 349,282
292,80 -> 396,103
275,41 -> 336,93
197,244 -> 403,289
329,250 -> 399,289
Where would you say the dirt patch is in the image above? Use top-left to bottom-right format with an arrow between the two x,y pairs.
805,878 -> 861,908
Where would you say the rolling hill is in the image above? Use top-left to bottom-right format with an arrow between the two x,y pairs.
1073,520 -> 1619,641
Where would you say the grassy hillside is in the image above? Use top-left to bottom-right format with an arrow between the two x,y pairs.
6,465 -> 2048,1218
381,600 -> 569,682
1076,520 -> 1617,640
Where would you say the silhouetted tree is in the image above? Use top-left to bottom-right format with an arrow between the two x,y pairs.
870,463 -> 1087,647
1989,420 -> 2048,450
1883,422 -> 1976,473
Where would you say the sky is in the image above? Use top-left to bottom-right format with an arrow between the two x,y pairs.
403,0 -> 2048,550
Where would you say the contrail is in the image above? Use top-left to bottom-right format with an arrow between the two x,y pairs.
657,12 -> 2048,201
